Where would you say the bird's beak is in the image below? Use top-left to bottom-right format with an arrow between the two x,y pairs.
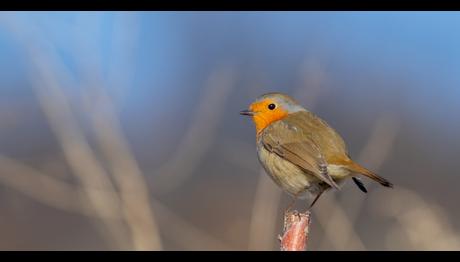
239,109 -> 254,116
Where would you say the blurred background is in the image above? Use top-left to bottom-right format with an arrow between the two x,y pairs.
0,11 -> 459,250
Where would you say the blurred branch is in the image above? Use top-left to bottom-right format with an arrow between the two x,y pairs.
314,192 -> 366,250
0,14 -> 159,250
0,14 -> 237,251
218,139 -> 282,250
294,56 -> 330,109
82,88 -> 163,250
248,170 -> 283,250
371,187 -> 460,250
356,115 -> 400,170
0,155 -> 89,215
151,199 -> 233,250
74,13 -> 162,250
28,51 -> 128,249
341,114 -> 400,249
280,211 -> 311,251
316,114 -> 400,250
0,155 -> 233,250
1,14 -> 130,248
152,66 -> 236,194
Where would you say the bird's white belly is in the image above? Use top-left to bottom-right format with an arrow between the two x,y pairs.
257,145 -> 324,199
257,145 -> 351,199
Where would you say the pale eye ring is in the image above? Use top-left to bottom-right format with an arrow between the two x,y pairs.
268,103 -> 276,110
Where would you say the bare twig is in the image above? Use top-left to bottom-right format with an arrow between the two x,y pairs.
280,211 -> 311,251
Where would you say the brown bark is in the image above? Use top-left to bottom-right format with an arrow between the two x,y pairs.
280,210 -> 311,251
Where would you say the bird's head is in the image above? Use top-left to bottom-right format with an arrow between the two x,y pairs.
240,92 -> 305,134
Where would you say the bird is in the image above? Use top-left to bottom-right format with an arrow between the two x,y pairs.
240,92 -> 393,209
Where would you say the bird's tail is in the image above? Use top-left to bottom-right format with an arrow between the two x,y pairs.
345,161 -> 393,188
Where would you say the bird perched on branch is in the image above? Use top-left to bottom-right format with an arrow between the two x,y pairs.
240,92 -> 393,209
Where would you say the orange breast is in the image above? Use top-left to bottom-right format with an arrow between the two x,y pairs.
250,99 -> 289,134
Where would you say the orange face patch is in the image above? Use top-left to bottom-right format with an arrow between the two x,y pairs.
249,99 -> 289,134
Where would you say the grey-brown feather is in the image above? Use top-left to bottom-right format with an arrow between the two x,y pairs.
259,120 -> 339,189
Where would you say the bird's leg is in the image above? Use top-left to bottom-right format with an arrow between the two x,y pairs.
285,197 -> 297,214
308,190 -> 324,210
284,193 -> 300,214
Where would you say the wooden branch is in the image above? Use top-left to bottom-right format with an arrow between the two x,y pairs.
280,210 -> 311,251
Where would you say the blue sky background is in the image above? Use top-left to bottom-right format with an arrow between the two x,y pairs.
1,12 -> 459,122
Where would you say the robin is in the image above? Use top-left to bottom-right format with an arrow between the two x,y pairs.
240,92 -> 393,209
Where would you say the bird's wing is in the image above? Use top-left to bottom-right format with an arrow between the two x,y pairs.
260,120 -> 339,189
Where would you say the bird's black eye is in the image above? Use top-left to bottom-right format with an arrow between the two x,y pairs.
268,103 -> 276,110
